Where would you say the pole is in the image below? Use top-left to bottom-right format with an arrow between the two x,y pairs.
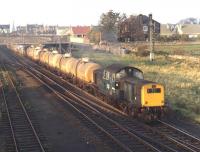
149,14 -> 155,61
99,31 -> 102,44
58,36 -> 61,53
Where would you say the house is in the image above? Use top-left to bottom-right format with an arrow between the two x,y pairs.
16,26 -> 27,34
27,24 -> 44,35
0,25 -> 10,34
160,24 -> 177,36
56,26 -> 70,36
69,26 -> 91,44
118,14 -> 160,42
43,26 -> 56,35
160,24 -> 200,38
177,24 -> 200,38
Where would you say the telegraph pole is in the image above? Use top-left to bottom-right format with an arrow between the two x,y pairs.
149,14 -> 155,61
58,36 -> 62,53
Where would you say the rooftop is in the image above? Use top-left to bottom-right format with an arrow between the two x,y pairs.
72,26 -> 91,35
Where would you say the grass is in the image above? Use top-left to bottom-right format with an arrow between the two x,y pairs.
155,44 -> 200,56
72,46 -> 200,122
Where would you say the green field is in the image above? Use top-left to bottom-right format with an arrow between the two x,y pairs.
155,44 -> 200,56
72,45 -> 200,122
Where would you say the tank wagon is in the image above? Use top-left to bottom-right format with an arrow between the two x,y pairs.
8,45 -> 165,120
27,46 -> 42,61
8,45 -> 26,56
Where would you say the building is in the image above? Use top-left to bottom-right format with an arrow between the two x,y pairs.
16,26 -> 27,34
0,25 -> 10,34
118,14 -> 160,42
16,25 -> 57,35
160,24 -> 200,38
43,26 -> 56,35
27,24 -> 44,35
56,26 -> 70,35
177,24 -> 200,38
160,24 -> 177,36
68,26 -> 91,43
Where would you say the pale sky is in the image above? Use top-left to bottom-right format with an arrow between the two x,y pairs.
1,0 -> 199,26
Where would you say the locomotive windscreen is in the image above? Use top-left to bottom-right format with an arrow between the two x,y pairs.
116,67 -> 143,79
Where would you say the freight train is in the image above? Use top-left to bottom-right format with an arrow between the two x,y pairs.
8,45 -> 165,120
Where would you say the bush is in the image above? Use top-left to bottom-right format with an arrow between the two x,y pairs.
173,49 -> 185,55
135,45 -> 149,57
135,49 -> 149,57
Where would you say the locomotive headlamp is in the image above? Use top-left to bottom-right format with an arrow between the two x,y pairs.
115,81 -> 120,89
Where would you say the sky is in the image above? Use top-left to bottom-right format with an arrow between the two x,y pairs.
0,0 -> 199,26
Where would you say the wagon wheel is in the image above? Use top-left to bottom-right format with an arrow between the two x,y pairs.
130,108 -> 137,118
119,103 -> 128,115
122,106 -> 128,114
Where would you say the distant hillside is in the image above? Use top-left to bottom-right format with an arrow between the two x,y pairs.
178,17 -> 200,24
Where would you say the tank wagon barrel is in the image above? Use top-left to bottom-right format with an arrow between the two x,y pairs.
42,51 -> 52,65
77,60 -> 102,83
33,47 -> 42,61
7,44 -> 26,56
38,50 -> 47,64
49,53 -> 62,69
27,46 -> 35,59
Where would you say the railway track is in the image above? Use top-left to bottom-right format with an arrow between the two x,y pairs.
0,62 -> 48,152
113,116 -> 200,152
19,53 -> 200,152
5,47 -> 164,152
31,64 -> 200,152
4,48 -> 200,152
20,58 -> 161,152
22,58 -> 200,152
149,120 -> 200,152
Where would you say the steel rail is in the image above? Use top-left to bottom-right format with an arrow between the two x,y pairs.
157,120 -> 200,151
1,84 -> 19,152
23,65 -> 135,152
23,63 -> 161,152
1,63 -> 46,152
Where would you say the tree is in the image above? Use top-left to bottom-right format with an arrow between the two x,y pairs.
118,14 -> 146,41
99,10 -> 120,33
87,28 -> 101,44
99,10 -> 127,42
118,13 -> 127,25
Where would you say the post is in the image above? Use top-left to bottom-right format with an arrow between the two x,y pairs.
149,14 -> 155,61
58,36 -> 62,53
99,31 -> 102,44
69,43 -> 72,54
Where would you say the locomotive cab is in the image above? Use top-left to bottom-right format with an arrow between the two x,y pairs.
95,64 -> 144,100
141,83 -> 164,107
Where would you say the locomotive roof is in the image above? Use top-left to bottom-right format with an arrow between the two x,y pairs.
123,77 -> 163,88
105,64 -> 143,74
123,77 -> 154,84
